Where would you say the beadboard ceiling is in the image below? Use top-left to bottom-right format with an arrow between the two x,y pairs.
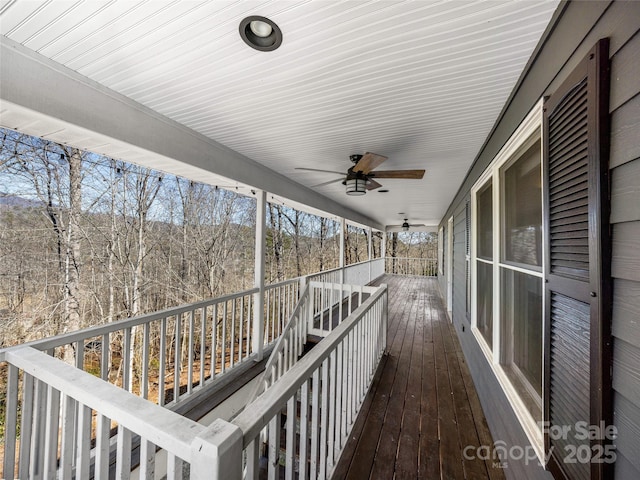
0,0 -> 560,229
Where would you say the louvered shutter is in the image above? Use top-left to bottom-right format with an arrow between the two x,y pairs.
543,39 -> 612,480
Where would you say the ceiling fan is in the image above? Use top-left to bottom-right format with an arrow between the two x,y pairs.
295,152 -> 425,196
389,219 -> 427,231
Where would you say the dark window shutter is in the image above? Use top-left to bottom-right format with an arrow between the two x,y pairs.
543,39 -> 612,480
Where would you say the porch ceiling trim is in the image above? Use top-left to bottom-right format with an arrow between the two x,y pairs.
0,37 -> 383,231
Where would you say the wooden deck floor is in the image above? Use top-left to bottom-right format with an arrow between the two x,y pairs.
334,274 -> 506,480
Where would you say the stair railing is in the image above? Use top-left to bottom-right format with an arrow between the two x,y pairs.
232,283 -> 388,480
245,283 -> 311,404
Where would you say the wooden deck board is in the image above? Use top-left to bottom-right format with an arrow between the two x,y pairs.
336,275 -> 506,480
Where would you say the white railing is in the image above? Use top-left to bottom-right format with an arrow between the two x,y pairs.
385,256 -> 438,276
233,284 -> 388,480
246,281 -> 377,405
0,261 -> 388,480
264,278 -> 301,345
306,258 -> 385,286
1,283 -> 388,480
1,278 -> 299,411
1,346 -> 206,480
309,282 -> 378,337
245,284 -> 311,405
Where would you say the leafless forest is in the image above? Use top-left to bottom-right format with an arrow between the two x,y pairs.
0,128 -> 436,349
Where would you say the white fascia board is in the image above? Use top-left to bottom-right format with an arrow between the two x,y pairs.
0,37 -> 382,231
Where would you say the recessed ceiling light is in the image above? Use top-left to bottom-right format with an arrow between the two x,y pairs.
378,189 -> 389,193
239,16 -> 282,52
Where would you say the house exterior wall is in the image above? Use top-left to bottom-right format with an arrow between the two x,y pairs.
438,1 -> 640,479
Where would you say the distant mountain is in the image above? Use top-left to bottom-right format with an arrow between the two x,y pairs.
0,192 -> 46,209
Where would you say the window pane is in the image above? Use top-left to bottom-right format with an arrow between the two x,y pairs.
502,142 -> 542,266
477,182 -> 493,259
500,268 -> 542,419
476,261 -> 493,349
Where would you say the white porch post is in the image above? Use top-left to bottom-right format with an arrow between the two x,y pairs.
368,227 -> 373,282
253,190 -> 266,360
339,217 -> 346,284
382,231 -> 387,272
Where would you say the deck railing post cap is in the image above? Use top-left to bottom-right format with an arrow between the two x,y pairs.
191,419 -> 243,480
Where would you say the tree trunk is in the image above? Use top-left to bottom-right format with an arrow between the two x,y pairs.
391,232 -> 398,274
63,148 -> 83,363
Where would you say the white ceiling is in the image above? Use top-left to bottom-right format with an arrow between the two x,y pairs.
0,0 -> 560,229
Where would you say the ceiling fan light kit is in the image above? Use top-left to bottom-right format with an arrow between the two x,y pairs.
295,152 -> 425,196
345,177 -> 367,196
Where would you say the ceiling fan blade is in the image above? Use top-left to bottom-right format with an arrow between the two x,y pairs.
295,167 -> 345,175
311,177 -> 344,188
353,152 -> 388,174
366,178 -> 383,190
369,169 -> 425,179
410,223 -> 427,227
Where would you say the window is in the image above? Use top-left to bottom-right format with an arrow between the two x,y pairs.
475,182 -> 493,349
465,200 -> 471,318
499,140 -> 543,422
471,100 -> 544,456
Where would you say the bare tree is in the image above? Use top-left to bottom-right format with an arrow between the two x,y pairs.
267,204 -> 285,282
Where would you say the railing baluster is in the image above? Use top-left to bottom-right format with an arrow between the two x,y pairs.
285,395 -> 296,480
268,413 -> 281,480
277,287 -> 282,338
101,332 -> 110,381
123,327 -> 131,392
231,298 -> 236,367
346,331 -> 354,427
246,294 -> 252,354
300,379 -> 309,480
246,438 -> 260,480
95,413 -> 111,479
140,439 -> 156,480
188,310 -> 194,394
327,350 -> 336,468
310,368 -> 320,479
30,378 -> 46,477
76,404 -> 91,479
3,365 -> 18,479
174,313 -> 182,402
115,425 -> 132,480
43,385 -> 60,477
59,394 -> 75,480
221,301 -> 227,373
159,316 -> 167,406
319,359 -> 329,480
75,339 -> 84,369
340,339 -> 348,445
200,305 -> 207,386
142,322 -> 150,399
167,454 -> 183,480
337,283 -> 343,325
239,296 -> 244,360
334,343 -> 343,456
212,303 -> 218,378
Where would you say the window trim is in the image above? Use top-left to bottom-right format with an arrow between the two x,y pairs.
470,99 -> 546,461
